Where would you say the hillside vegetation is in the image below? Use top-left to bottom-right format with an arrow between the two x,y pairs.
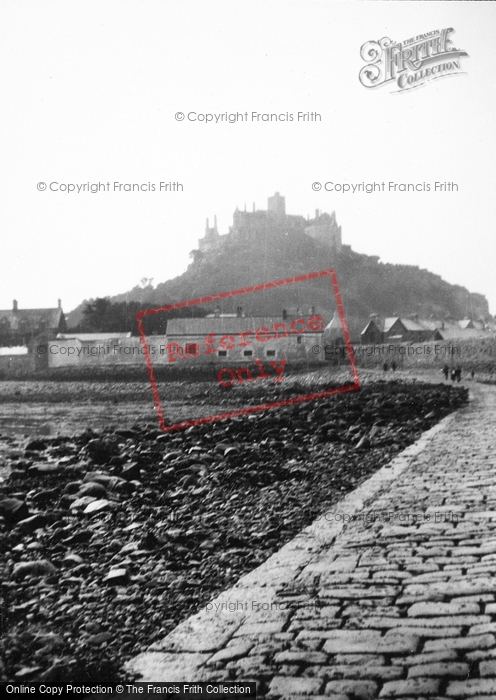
67,230 -> 489,334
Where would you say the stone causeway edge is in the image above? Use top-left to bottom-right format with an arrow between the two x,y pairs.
126,400 -> 466,682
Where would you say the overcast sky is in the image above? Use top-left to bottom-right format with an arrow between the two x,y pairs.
1,1 -> 495,315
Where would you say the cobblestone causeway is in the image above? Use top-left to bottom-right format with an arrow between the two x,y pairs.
127,382 -> 496,698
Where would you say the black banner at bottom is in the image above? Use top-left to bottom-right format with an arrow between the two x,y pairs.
0,682 -> 257,699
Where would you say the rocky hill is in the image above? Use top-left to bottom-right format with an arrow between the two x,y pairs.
67,227 -> 490,335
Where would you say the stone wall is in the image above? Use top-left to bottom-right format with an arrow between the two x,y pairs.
0,354 -> 35,378
48,336 -> 170,368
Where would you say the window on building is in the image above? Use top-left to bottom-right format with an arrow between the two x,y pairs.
266,349 -> 276,357
243,350 -> 253,357
185,343 -> 200,356
297,336 -> 303,344
218,350 -> 228,357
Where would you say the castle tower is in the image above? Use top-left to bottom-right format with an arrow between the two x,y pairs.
267,192 -> 286,220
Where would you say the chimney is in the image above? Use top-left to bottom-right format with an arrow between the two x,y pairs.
214,306 -> 221,318
58,299 -> 62,310
13,299 -> 18,312
236,306 -> 243,318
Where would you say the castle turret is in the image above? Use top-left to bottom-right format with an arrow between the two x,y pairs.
198,215 -> 220,252
305,210 -> 342,252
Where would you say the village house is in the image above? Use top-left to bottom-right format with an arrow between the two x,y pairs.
360,316 -> 443,344
437,318 -> 488,340
0,299 -> 66,347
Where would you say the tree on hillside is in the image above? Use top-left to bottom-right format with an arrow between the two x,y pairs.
83,298 -> 114,332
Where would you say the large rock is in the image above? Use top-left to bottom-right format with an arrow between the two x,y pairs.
105,568 -> 128,585
13,559 -> 57,580
83,499 -> 112,515
0,498 -> 30,524
85,438 -> 120,464
17,514 -> 48,533
76,482 -> 107,498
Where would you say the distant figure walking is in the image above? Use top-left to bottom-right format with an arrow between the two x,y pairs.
383,361 -> 389,372
391,360 -> 397,372
442,364 -> 449,380
455,366 -> 462,382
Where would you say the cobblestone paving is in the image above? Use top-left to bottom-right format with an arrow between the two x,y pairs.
128,383 -> 496,698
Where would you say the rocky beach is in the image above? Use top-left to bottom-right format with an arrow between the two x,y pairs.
0,377 -> 468,683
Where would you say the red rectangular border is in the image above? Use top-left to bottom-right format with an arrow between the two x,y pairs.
136,269 -> 360,432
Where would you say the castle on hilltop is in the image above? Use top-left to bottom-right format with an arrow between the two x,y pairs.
198,192 -> 342,254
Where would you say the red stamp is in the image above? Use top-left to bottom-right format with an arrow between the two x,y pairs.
137,269 -> 360,431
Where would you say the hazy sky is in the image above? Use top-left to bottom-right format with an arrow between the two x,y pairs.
1,1 -> 495,315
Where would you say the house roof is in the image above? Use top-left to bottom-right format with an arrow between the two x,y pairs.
0,346 -> 28,355
167,316 -> 326,336
57,332 -> 132,341
384,317 -> 404,332
400,319 -> 429,332
0,308 -> 64,332
324,313 -> 343,338
205,313 -> 239,318
361,319 -> 383,335
439,328 -> 487,340
361,317 -> 443,336
416,320 -> 439,331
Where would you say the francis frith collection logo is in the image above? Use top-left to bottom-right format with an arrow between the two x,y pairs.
359,28 -> 468,92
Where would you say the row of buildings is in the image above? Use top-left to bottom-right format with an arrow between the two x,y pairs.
0,297 -> 492,369
47,310 -> 333,368
360,315 -> 489,345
